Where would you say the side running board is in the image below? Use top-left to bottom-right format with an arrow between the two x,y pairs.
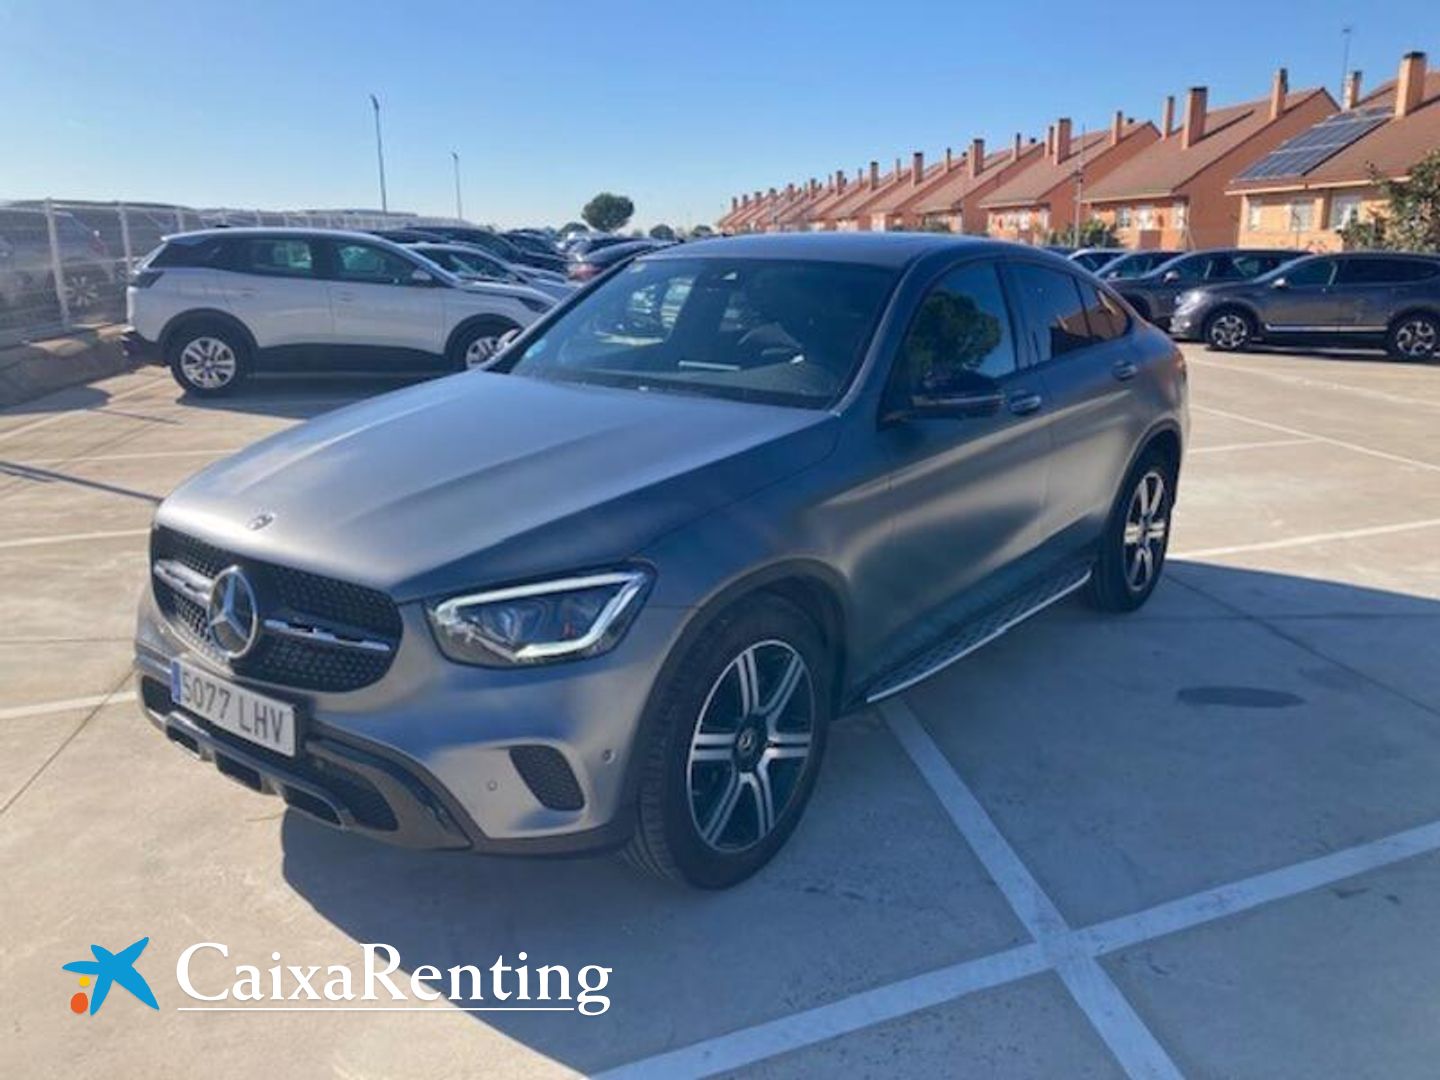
865,564 -> 1092,704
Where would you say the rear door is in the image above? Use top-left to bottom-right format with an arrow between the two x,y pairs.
320,238 -> 447,368
1334,257 -> 1439,331
875,258 -> 1051,644
1007,261 -> 1145,542
218,235 -> 333,355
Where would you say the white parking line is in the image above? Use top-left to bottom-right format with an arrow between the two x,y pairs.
0,690 -> 137,722
882,699 -> 1183,1079
1193,405 -> 1440,474
1187,437 -> 1315,455
1172,517 -> 1440,560
1188,357 -> 1440,413
0,528 -> 150,550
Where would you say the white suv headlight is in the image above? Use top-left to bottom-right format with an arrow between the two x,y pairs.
1174,290 -> 1203,312
426,570 -> 651,666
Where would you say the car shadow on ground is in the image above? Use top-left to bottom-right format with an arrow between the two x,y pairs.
277,561 -> 1439,1074
167,373 -> 438,422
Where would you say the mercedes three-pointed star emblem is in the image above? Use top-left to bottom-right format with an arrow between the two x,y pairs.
206,566 -> 259,659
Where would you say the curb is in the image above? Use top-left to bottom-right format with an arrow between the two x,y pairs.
0,324 -> 136,409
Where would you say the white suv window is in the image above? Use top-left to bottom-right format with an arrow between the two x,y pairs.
242,238 -> 316,278
333,241 -> 417,285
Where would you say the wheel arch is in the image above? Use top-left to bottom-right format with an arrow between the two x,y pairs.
159,308 -> 257,359
1112,419 -> 1185,513
1387,305 -> 1440,332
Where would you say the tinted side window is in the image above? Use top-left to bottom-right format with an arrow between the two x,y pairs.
1230,253 -> 1285,278
240,238 -> 316,277
1337,258 -> 1438,284
150,237 -> 226,269
1283,259 -> 1336,286
333,242 -> 416,284
1009,263 -> 1093,362
895,262 -> 1018,393
1164,255 -> 1207,283
1074,279 -> 1128,341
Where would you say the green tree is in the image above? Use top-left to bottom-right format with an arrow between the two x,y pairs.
649,223 -> 676,240
1049,218 -> 1116,248
1340,148 -> 1440,253
689,224 -> 714,238
582,193 -> 635,233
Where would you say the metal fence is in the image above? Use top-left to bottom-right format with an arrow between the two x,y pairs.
0,199 -> 460,347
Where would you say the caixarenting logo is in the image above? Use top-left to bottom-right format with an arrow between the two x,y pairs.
62,937 -> 159,1016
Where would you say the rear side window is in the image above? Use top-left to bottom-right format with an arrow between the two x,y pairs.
240,238 -> 316,278
150,237 -> 227,269
1008,263 -> 1095,362
895,262 -> 1019,392
1337,258 -> 1439,284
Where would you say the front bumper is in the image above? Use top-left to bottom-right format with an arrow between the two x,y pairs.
135,584 -> 685,856
1168,310 -> 1202,340
122,328 -> 162,364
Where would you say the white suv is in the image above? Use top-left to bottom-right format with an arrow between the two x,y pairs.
124,228 -> 555,395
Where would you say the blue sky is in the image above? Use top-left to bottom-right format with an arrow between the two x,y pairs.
0,0 -> 1433,230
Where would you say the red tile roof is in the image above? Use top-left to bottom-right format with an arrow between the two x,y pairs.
1229,71 -> 1440,190
982,124 -> 1154,209
823,167 -> 909,224
906,144 -> 1045,215
1085,89 -> 1331,201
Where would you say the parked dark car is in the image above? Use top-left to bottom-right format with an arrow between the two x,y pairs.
1115,249 -> 1297,328
0,206 -> 117,326
134,233 -> 1186,888
1170,251 -> 1440,360
503,230 -> 562,259
1069,248 -> 1128,273
1099,250 -> 1184,282
569,239 -> 666,281
368,227 -> 450,244
416,226 -> 567,274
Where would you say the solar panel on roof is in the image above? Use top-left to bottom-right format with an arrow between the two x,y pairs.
1236,106 -> 1391,181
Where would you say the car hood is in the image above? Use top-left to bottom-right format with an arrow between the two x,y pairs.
157,373 -> 838,602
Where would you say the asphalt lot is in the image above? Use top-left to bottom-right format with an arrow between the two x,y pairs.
3,344 -> 1439,1079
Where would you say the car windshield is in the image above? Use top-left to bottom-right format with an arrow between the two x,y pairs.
504,256 -> 897,409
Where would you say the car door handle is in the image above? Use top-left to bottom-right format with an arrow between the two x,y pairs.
1112,360 -> 1139,381
1007,391 -> 1044,416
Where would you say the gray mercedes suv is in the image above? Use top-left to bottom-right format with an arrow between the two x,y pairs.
135,234 -> 1187,888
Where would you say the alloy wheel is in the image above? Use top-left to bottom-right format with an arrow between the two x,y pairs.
464,335 -> 502,368
686,639 -> 815,852
64,272 -> 100,312
1122,469 -> 1169,593
1393,317 -> 1438,359
179,336 -> 238,390
1208,312 -> 1249,350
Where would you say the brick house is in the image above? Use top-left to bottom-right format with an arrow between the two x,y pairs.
1084,70 -> 1335,249
857,150 -> 950,231
828,160 -> 910,231
899,136 -> 1046,233
1227,53 -> 1440,252
981,113 -> 1158,243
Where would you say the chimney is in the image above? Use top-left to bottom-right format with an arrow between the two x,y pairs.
1110,109 -> 1124,146
945,147 -> 954,171
741,194 -> 750,208
1045,124 -> 1055,158
835,169 -> 846,190
1269,67 -> 1288,121
894,156 -> 902,180
1182,87 -> 1208,149
970,137 -> 985,179
911,151 -> 925,184
868,161 -> 879,189
1013,132 -> 1022,158
785,182 -> 795,198
731,196 -> 739,212
1054,117 -> 1072,162
1161,94 -> 1176,138
1344,70 -> 1363,109
1397,51 -> 1427,119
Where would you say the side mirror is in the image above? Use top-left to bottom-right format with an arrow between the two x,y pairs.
409,268 -> 436,286
1162,269 -> 1181,283
896,368 -> 1004,421
1270,277 -> 1288,289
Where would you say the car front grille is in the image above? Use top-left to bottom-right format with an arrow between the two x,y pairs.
151,526 -> 402,693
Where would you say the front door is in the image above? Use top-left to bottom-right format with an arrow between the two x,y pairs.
874,258 -> 1051,652
321,239 -> 447,369
1257,256 -> 1341,331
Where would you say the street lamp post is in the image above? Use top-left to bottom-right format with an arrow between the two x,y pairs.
452,151 -> 463,221
369,94 -> 388,215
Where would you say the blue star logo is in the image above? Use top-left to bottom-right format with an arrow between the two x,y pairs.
64,937 -> 159,1015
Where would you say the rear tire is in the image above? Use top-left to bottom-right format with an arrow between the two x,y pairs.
165,321 -> 249,396
1203,307 -> 1254,352
1087,447 -> 1176,613
1387,313 -> 1439,362
623,594 -> 832,889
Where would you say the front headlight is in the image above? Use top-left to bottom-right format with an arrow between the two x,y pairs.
426,569 -> 651,666
1174,290 -> 1203,313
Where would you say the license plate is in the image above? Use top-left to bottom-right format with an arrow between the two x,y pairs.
170,659 -> 297,757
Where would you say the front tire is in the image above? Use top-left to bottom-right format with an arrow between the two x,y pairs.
1387,313 -> 1439,362
1203,307 -> 1253,352
1088,449 -> 1175,613
624,595 -> 832,889
450,317 -> 520,371
166,322 -> 249,396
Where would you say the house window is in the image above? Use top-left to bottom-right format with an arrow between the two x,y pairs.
1173,202 -> 1188,229
1246,199 -> 1262,230
1117,207 -> 1132,228
1018,211 -> 1032,229
1329,193 -> 1362,230
1136,205 -> 1155,229
1288,199 -> 1314,231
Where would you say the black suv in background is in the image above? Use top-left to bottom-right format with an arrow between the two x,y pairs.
1098,250 -> 1183,282
1170,252 -> 1440,361
1116,249 -> 1297,328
